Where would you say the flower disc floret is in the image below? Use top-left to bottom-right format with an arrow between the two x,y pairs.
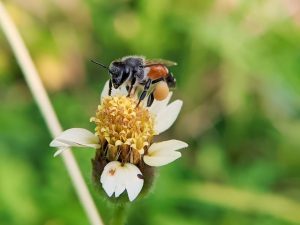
91,96 -> 155,164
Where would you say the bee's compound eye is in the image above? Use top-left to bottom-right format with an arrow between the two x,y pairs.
154,81 -> 169,101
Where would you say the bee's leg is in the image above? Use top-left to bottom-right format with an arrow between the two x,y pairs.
137,79 -> 151,107
127,77 -> 136,97
147,91 -> 154,107
109,79 -> 112,96
151,77 -> 164,84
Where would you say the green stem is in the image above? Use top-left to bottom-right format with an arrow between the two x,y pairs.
110,203 -> 129,225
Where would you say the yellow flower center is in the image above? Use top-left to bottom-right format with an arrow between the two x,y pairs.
91,96 -> 155,164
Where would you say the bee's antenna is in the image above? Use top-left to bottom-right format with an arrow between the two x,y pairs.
90,59 -> 118,76
90,59 -> 109,69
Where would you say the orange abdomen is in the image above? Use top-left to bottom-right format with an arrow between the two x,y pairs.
147,65 -> 169,80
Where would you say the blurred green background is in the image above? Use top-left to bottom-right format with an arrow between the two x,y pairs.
1,0 -> 300,224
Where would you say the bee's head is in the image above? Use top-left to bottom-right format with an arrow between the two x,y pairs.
109,61 -> 129,89
90,59 -> 129,89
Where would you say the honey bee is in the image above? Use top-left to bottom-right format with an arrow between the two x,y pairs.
91,55 -> 177,107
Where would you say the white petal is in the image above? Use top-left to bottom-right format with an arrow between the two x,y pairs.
50,128 -> 100,154
144,151 -> 181,167
101,161 -> 123,197
100,161 -> 144,201
53,147 -> 68,157
115,183 -> 126,198
144,140 -> 188,167
123,164 -> 144,201
118,85 -> 128,96
102,177 -> 117,197
154,100 -> 183,134
148,92 -> 173,115
100,80 -> 110,100
100,80 -> 128,102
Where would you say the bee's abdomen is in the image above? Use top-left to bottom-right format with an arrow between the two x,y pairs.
147,65 -> 169,80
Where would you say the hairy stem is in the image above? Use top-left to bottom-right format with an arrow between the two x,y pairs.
110,204 -> 129,225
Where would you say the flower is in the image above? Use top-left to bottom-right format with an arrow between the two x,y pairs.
50,81 -> 188,201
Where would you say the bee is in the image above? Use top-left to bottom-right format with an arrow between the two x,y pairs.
91,56 -> 177,107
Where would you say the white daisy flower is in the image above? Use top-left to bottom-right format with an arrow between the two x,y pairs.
50,81 -> 188,202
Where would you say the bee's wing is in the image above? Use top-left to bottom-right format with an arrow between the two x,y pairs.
144,59 -> 177,67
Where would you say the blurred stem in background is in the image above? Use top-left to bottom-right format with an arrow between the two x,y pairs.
0,2 -> 104,225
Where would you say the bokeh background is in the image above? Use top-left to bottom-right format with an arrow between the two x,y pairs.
1,0 -> 300,224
